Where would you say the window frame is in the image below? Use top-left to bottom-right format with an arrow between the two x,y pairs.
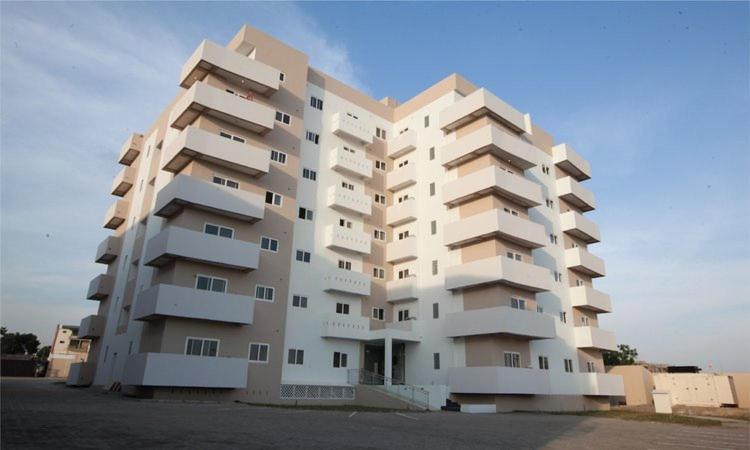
184,337 -> 220,357
255,284 -> 276,302
248,342 -> 270,363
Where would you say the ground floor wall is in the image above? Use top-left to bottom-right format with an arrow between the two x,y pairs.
452,393 -> 611,412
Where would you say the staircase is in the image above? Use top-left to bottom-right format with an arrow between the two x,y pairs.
348,369 -> 430,410
441,398 -> 461,412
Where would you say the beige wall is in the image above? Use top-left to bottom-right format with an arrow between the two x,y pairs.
465,335 -> 532,368
728,373 -> 750,408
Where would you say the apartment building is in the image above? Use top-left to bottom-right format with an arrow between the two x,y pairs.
47,324 -> 90,379
67,24 -> 624,411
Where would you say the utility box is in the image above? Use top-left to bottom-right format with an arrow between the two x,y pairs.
653,390 -> 672,414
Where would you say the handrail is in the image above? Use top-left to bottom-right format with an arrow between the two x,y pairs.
347,368 -> 430,409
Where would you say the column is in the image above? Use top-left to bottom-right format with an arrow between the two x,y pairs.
384,335 -> 393,387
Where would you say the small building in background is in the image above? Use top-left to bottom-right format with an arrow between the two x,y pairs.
45,324 -> 90,379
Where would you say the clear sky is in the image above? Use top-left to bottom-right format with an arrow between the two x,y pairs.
1,2 -> 748,371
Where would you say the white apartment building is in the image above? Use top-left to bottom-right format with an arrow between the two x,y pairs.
67,25 -> 624,412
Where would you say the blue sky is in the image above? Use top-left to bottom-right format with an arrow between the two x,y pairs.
1,2 -> 748,371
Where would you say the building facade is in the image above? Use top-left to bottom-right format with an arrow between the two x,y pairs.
47,324 -> 90,379
68,25 -> 623,411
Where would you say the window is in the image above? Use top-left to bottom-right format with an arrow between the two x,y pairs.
296,250 -> 311,263
503,207 -> 519,217
430,220 -> 438,236
542,164 -> 550,175
539,356 -> 549,370
292,295 -> 308,308
249,343 -> 270,363
305,130 -> 320,144
581,316 -> 590,326
545,198 -> 554,208
398,269 -> 410,279
275,111 -> 291,125
302,168 -> 317,181
298,207 -> 314,221
213,175 -> 239,189
372,308 -> 384,320
373,267 -> 385,279
433,353 -> 440,370
511,298 -> 526,310
341,181 -> 354,191
504,352 -> 521,368
398,160 -> 409,168
549,234 -> 558,244
338,260 -> 352,271
506,251 -> 522,262
204,223 -> 234,239
429,147 -> 435,160
375,160 -> 386,171
310,96 -> 323,110
564,359 -> 574,373
424,115 -> 430,128
587,361 -> 596,373
343,145 -> 356,154
429,182 -> 436,196
288,349 -> 304,365
333,352 -> 348,368
339,218 -> 352,228
397,194 -> 410,203
260,236 -> 279,252
265,191 -> 283,206
373,229 -> 386,241
376,127 -> 387,140
335,303 -> 350,314
185,338 -> 219,357
432,303 -> 439,319
554,271 -> 563,282
270,149 -> 287,164
559,312 -> 568,323
255,285 -> 275,302
432,260 -> 438,275
374,193 -> 386,205
278,72 -> 286,82
219,130 -> 245,143
398,231 -> 410,240
398,309 -> 410,322
576,279 -> 585,287
196,275 -> 228,293
537,305 -> 544,313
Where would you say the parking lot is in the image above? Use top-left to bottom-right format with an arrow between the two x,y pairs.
2,378 -> 748,449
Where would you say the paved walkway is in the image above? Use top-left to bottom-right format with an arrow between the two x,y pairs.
2,378 -> 748,449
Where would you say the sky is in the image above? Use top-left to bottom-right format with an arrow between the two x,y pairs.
1,2 -> 748,371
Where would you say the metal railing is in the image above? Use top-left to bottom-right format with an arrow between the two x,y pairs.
348,369 -> 430,409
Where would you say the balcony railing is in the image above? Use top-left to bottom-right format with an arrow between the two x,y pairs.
570,286 -> 612,313
95,235 -> 121,264
329,147 -> 373,179
118,133 -> 144,166
123,353 -> 248,389
103,200 -> 129,230
574,326 -> 617,352
133,284 -> 254,325
445,306 -> 555,340
560,210 -> 600,244
552,143 -> 591,181
442,124 -> 537,170
445,255 -> 551,293
579,373 -> 625,396
326,185 -> 372,216
386,130 -> 417,159
324,225 -> 371,255
448,366 -> 551,395
86,274 -> 114,301
557,176 -> 596,212
386,163 -> 417,192
331,112 -> 373,145
443,208 -> 547,249
443,166 -> 543,208
111,166 -> 137,197
439,88 -> 530,134
386,276 -> 418,303
322,268 -> 371,296
78,315 -> 106,339
565,247 -> 606,278
320,314 -> 370,341
385,198 -> 417,227
386,235 -> 418,264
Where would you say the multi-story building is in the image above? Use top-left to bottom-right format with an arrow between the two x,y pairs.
47,324 -> 90,379
67,24 -> 623,412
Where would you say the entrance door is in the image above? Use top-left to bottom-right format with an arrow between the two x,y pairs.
363,344 -> 384,384
392,343 -> 406,384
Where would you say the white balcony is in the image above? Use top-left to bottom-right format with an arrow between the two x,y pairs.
443,209 -> 547,249
331,112 -> 373,145
180,40 -> 281,95
552,143 -> 591,181
565,248 -> 606,278
570,286 -> 612,313
557,176 -> 596,212
323,268 -> 371,296
329,146 -> 373,179
443,166 -> 543,208
445,255 -> 551,293
144,226 -> 260,271
386,236 -> 418,264
324,225 -> 371,255
123,353 -> 247,389
118,133 -> 144,166
445,306 -> 555,339
386,277 -> 418,303
111,166 -> 137,197
386,129 -> 417,159
440,88 -> 530,134
162,126 -> 271,177
386,163 -> 417,192
326,185 -> 372,216
78,315 -> 106,339
169,82 -> 276,135
133,284 -> 254,325
320,314 -> 370,341
66,362 -> 95,387
574,326 -> 617,352
386,198 -> 417,227
448,366 -> 551,395
87,274 -> 114,301
154,174 -> 265,223
370,320 -> 423,343
579,373 -> 625,396
560,210 -> 600,244
442,124 -> 537,170
95,235 -> 121,264
103,200 -> 129,229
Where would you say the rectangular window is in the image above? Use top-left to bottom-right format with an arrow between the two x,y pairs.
298,207 -> 314,221
430,220 -> 437,235
398,309 -> 410,322
212,175 -> 239,189
302,168 -> 317,181
429,182 -> 436,196
432,303 -> 439,319
372,308 -> 384,320
248,343 -> 270,363
279,72 -> 286,82
185,338 -> 219,357
195,275 -> 228,293
339,218 -> 352,228
376,127 -> 387,140
510,298 -> 526,310
204,223 -> 234,239
433,353 -> 440,370
219,130 -> 245,143
310,96 -> 323,110
564,359 -> 574,373
373,267 -> 385,279
275,111 -> 291,125
550,234 -> 558,244
333,352 -> 348,368
374,193 -> 386,205
506,251 -> 522,262
539,356 -> 549,370
265,191 -> 283,206
373,229 -> 386,241
504,352 -> 521,368
560,312 -> 567,323
432,260 -> 438,275
305,130 -> 320,144
255,285 -> 275,302
429,147 -> 435,160
398,269 -> 410,279
341,181 -> 354,191
295,250 -> 311,263
375,160 -> 386,171
260,236 -> 279,252
335,303 -> 350,314
270,150 -> 287,164
292,295 -> 308,308
424,115 -> 430,128
338,260 -> 352,271
288,349 -> 304,365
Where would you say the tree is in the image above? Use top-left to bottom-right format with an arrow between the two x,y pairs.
0,328 -> 40,355
36,345 -> 51,361
603,344 -> 639,366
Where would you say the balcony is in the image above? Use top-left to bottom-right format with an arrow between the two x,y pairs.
103,200 -> 129,229
560,210 -> 600,244
448,366 -> 551,395
386,129 -> 417,159
66,362 -> 95,387
78,315 -> 106,339
324,225 -> 371,255
440,88 -> 530,135
123,352 -> 247,389
443,209 -> 547,249
86,274 -> 114,301
144,226 -> 260,271
154,175 -> 265,223
133,284 -> 254,325
180,40 -> 281,95
118,133 -> 144,166
570,286 -> 612,313
445,306 -> 555,339
445,255 -> 551,293
579,373 -> 625,396
442,124 -> 537,170
111,166 -> 137,197
329,146 -> 373,179
131,235 -> 145,264
326,185 -> 372,217
162,126 -> 271,177
320,314 -> 370,341
386,236 -> 418,264
557,176 -> 595,212
386,198 -> 417,227
386,277 -> 418,303
95,235 -> 121,264
323,268 -> 371,296
552,143 -> 591,181
370,320 -> 422,343
574,326 -> 618,352
169,82 -> 275,135
565,247 -> 606,278
331,112 -> 373,145
386,163 -> 417,192
443,166 -> 543,208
